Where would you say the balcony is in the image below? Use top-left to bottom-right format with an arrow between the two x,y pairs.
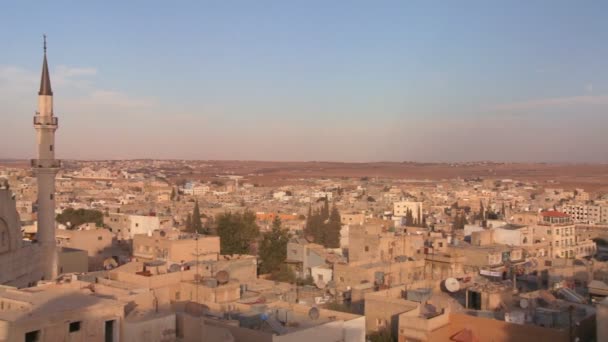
31,159 -> 61,169
33,116 -> 58,126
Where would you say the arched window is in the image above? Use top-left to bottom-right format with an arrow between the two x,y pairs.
0,218 -> 10,254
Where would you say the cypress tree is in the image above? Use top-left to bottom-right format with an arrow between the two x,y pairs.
323,204 -> 342,248
185,213 -> 192,232
259,216 -> 289,274
192,201 -> 203,233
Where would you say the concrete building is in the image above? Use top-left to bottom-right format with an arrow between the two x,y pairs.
561,203 -> 608,224
393,201 -> 423,223
133,230 -> 220,264
348,225 -> 424,264
534,211 -> 597,259
175,301 -> 365,342
105,213 -> 160,240
55,227 -> 115,270
0,282 -> 124,342
333,259 -> 426,292
0,184 -> 45,287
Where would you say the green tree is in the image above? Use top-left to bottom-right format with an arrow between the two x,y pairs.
304,204 -> 313,239
368,329 -> 394,342
405,208 -> 414,226
217,210 -> 260,254
192,201 -> 203,233
258,216 -> 289,274
185,213 -> 192,232
56,208 -> 104,229
270,264 -> 296,283
320,197 -> 330,222
323,204 -> 341,248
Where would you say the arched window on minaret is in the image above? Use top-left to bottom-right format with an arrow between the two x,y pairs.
0,218 -> 10,254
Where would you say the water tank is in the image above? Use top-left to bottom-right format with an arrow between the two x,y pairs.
505,310 -> 525,325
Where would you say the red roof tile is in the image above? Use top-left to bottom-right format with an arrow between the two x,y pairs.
540,211 -> 570,218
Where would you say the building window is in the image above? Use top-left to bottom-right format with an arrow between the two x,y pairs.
25,330 -> 40,342
365,246 -> 369,252
49,145 -> 53,151
50,194 -> 54,200
98,236 -> 103,241
69,321 -> 81,333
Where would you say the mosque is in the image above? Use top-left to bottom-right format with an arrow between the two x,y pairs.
0,37 -> 58,287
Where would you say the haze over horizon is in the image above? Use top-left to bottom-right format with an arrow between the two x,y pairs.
1,1 -> 607,163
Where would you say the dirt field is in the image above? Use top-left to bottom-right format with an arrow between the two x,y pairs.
3,160 -> 608,194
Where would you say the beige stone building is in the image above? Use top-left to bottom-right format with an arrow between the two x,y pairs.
348,225 -> 424,263
393,201 -> 423,223
133,230 -> 220,264
0,282 -> 124,342
0,185 -> 45,288
534,211 -> 597,258
55,227 -> 114,270
104,213 -> 160,240
334,259 -> 426,292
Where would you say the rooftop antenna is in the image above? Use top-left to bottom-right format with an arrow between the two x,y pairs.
43,34 -> 47,54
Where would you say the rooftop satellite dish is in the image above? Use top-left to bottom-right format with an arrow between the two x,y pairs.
444,278 -> 460,293
308,307 -> 320,320
103,257 -> 118,270
519,298 -> 529,309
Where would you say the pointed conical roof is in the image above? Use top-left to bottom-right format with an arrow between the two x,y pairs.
39,45 -> 53,96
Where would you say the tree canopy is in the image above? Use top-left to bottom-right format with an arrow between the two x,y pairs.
56,208 -> 104,229
217,210 -> 260,254
258,216 -> 289,274
303,198 -> 341,248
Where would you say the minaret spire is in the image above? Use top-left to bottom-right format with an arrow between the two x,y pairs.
34,35 -> 59,280
39,34 -> 53,96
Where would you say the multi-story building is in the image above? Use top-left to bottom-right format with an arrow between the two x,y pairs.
393,201 -> 423,223
104,213 -> 160,240
534,211 -> 597,258
132,230 -> 220,264
561,204 -> 602,224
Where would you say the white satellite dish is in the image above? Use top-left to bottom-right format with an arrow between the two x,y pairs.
444,278 -> 460,293
519,298 -> 529,309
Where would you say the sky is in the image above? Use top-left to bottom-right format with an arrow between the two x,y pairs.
1,1 -> 607,163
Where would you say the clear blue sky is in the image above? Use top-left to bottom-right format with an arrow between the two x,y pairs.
1,1 -> 607,162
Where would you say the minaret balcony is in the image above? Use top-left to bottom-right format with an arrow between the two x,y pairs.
33,116 -> 58,127
31,159 -> 61,169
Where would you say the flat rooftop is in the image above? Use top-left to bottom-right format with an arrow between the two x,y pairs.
0,283 -> 122,322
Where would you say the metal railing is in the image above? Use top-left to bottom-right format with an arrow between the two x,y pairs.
33,116 -> 58,126
31,159 -> 61,168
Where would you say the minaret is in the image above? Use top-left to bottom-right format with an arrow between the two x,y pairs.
33,35 -> 59,280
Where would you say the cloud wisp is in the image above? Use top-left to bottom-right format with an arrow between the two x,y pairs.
491,94 -> 608,112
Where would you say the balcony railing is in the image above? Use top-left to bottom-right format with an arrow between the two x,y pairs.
33,116 -> 58,126
31,159 -> 61,169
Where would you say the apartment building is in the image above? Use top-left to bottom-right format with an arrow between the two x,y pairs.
393,201 -> 423,223
561,204 -> 608,224
534,211 -> 597,259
